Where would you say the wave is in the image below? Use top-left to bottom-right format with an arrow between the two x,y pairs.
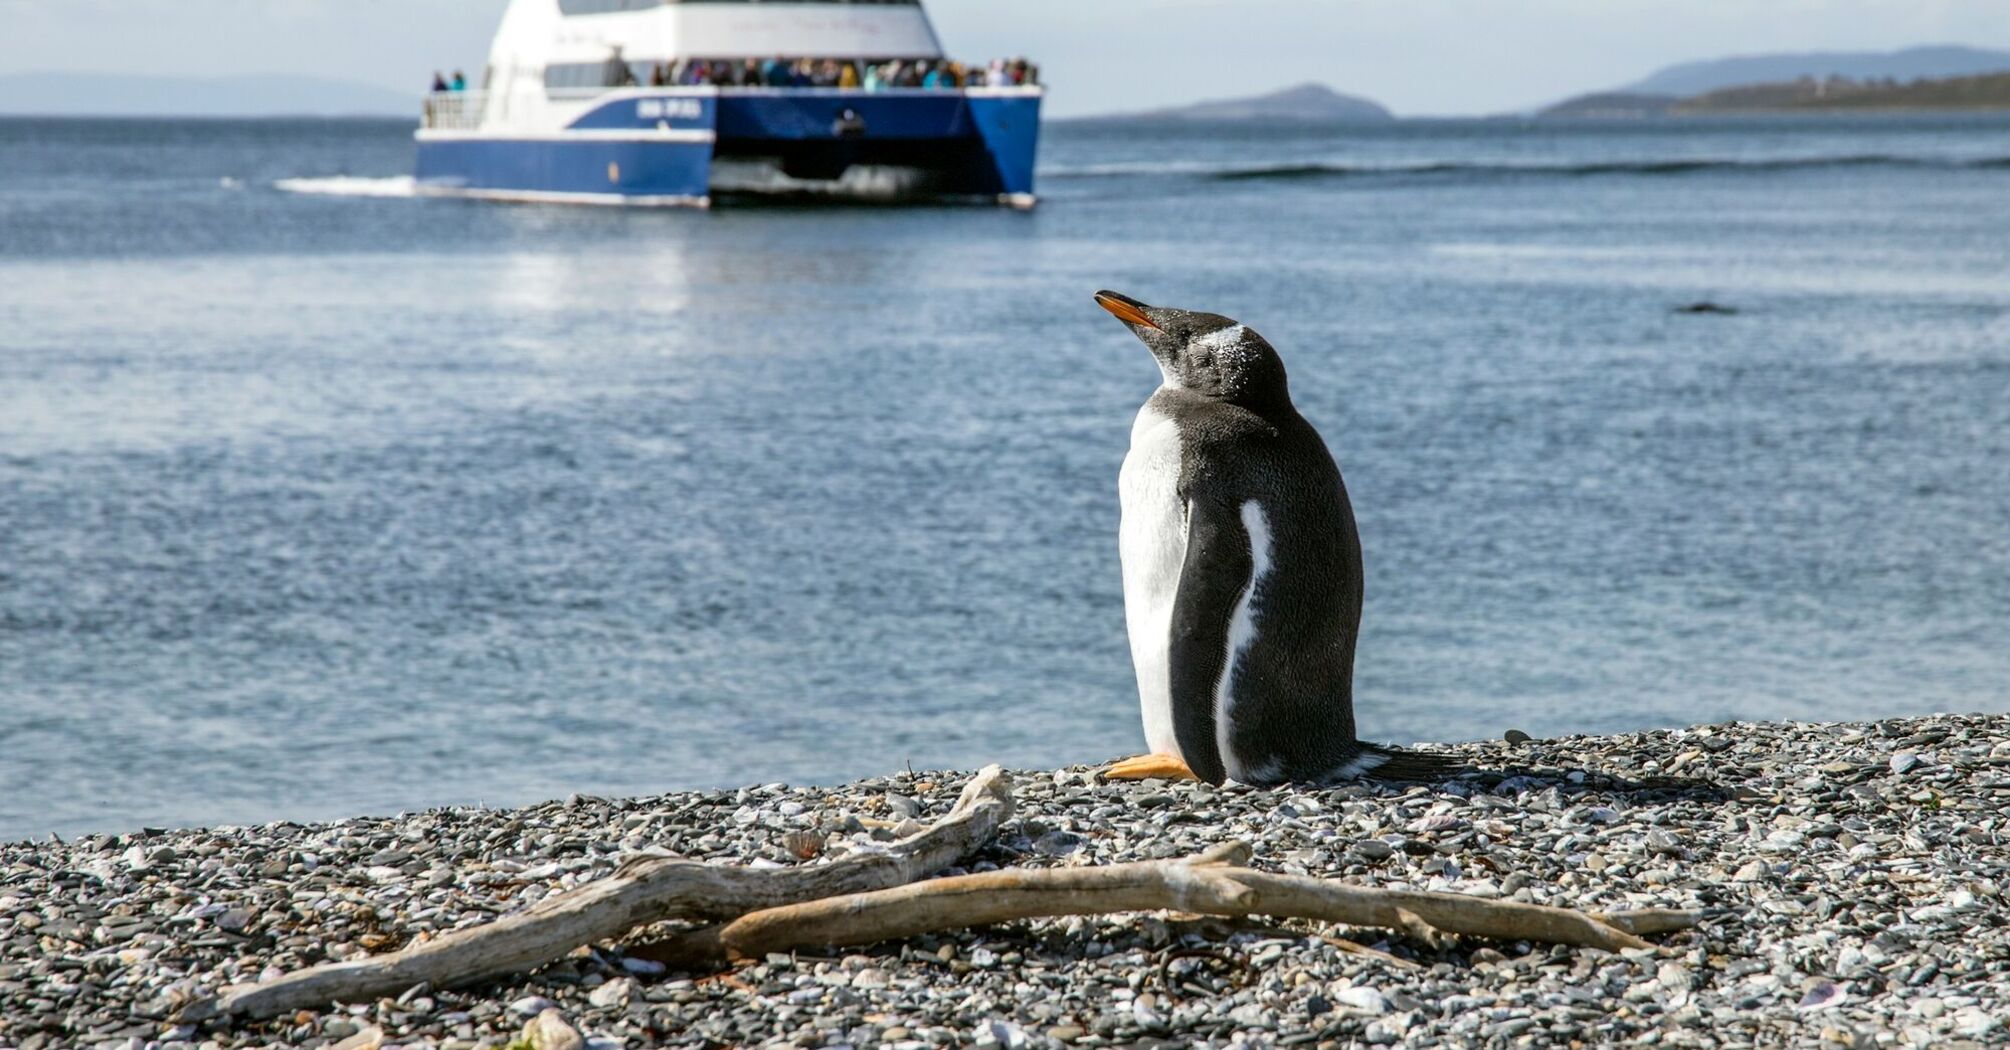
1044,154 -> 2010,183
274,175 -> 418,198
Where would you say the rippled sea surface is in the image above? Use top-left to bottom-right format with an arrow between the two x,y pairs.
3,114 -> 2008,838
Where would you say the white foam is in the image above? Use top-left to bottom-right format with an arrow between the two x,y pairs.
274,176 -> 419,199
1040,160 -> 1226,178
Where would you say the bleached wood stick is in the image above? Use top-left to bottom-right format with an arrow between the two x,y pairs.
181,766 -> 1015,1022
707,840 -> 1689,961
1600,907 -> 1707,936
1320,935 -> 1423,971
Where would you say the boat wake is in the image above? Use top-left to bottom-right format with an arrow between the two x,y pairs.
274,176 -> 420,198
1043,154 -> 2010,183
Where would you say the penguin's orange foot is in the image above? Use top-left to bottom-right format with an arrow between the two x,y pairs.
1099,753 -> 1199,781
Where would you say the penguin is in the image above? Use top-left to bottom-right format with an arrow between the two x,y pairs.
1094,290 -> 1455,786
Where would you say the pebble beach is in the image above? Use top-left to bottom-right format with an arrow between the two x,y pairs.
4,713 -> 2006,1050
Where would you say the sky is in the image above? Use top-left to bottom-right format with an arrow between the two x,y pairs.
4,0 -> 2010,117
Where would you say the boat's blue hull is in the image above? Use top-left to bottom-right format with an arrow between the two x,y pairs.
415,89 -> 1041,208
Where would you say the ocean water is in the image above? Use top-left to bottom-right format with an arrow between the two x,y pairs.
2,114 -> 2008,839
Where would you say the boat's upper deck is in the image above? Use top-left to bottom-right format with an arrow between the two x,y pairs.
432,0 -> 1035,135
495,0 -> 946,72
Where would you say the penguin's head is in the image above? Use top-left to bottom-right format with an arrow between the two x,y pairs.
1095,290 -> 1290,407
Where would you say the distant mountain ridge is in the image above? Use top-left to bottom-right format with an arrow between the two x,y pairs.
1083,83 -> 1393,123
0,73 -> 416,117
1542,45 -> 2010,118
1621,45 -> 2010,98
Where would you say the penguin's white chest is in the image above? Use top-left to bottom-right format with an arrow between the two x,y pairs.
1118,400 -> 1188,758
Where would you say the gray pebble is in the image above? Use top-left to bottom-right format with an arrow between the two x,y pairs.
1,712 -> 2003,1049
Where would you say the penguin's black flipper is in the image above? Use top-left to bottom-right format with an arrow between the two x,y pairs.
1332,742 -> 1467,783
1165,495 -> 1251,787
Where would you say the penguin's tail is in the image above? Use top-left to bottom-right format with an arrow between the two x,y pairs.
1328,741 -> 1467,783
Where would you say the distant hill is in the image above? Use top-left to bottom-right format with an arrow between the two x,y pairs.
1677,71 -> 2010,113
0,73 -> 416,117
1621,45 -> 2010,98
1539,92 -> 1681,119
1084,83 -> 1393,123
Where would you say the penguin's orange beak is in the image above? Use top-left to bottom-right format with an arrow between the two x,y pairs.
1095,291 -> 1161,331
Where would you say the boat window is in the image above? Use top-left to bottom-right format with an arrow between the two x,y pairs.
561,0 -> 920,13
545,61 -> 652,90
557,0 -> 655,14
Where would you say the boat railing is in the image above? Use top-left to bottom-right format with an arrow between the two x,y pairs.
420,83 -> 1043,133
422,92 -> 488,131
534,84 -> 1043,103
716,84 -> 1044,97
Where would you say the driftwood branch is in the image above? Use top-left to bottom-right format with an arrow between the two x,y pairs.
183,766 -> 1015,1022
1600,908 -> 1709,936
683,841 -> 1695,965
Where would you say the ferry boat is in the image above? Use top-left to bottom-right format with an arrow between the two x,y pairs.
415,0 -> 1043,209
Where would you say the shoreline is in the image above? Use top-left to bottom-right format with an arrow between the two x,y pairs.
2,713 -> 2005,1048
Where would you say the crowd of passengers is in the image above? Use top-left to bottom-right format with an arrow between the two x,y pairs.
641,56 -> 1037,89
428,57 -> 1036,97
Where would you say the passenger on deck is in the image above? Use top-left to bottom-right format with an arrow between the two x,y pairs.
450,70 -> 467,92
596,54 -> 1035,93
431,71 -> 449,94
